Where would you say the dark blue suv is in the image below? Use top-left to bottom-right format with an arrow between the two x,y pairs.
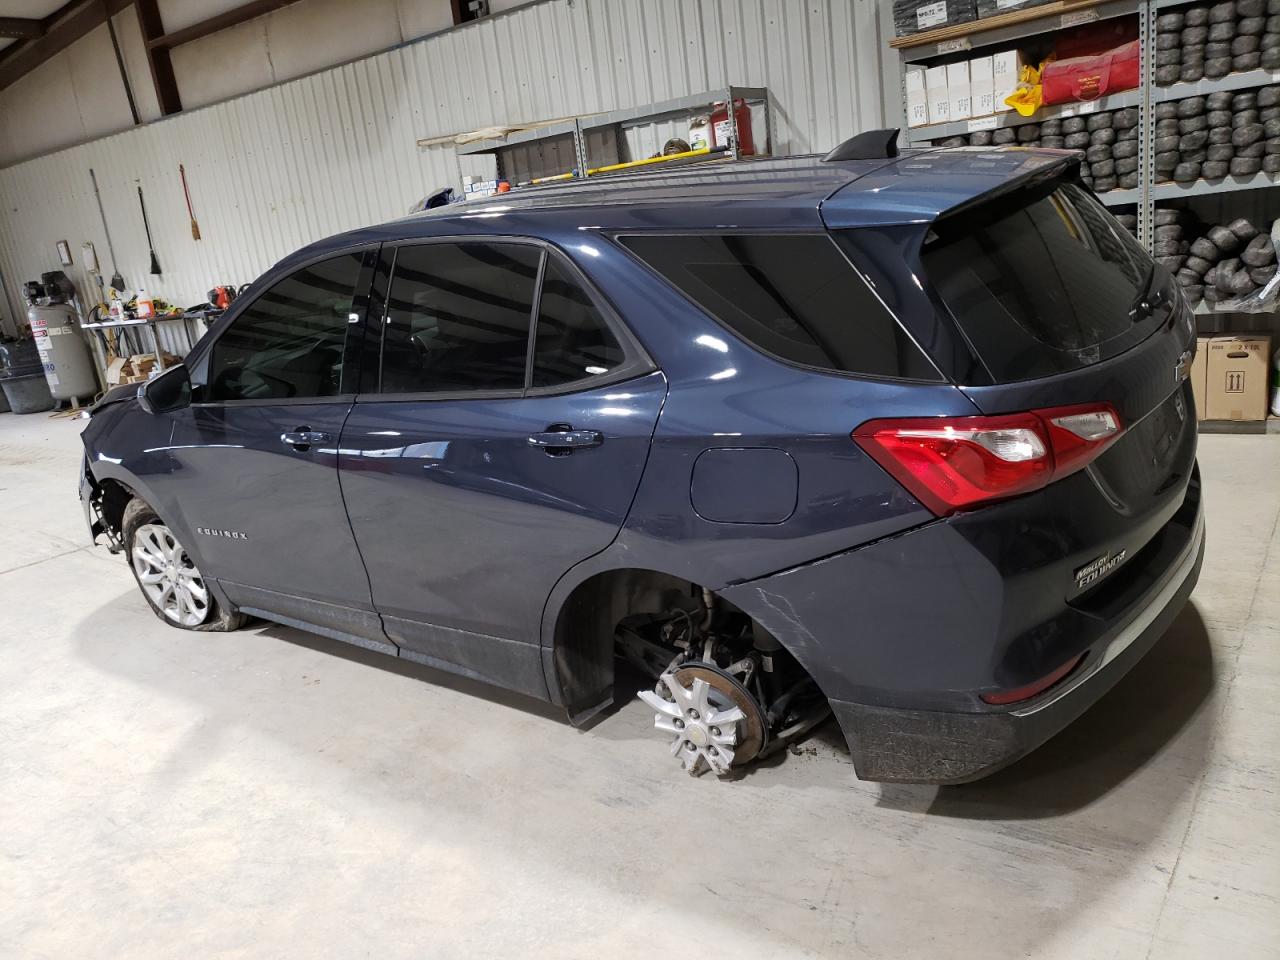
80,144 -> 1204,783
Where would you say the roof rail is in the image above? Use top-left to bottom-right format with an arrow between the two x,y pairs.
823,129 -> 900,162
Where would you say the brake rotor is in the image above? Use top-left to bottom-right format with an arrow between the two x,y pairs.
637,661 -> 768,777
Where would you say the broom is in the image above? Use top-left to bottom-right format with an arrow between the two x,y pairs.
180,163 -> 201,241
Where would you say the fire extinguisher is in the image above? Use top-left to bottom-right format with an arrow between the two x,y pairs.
710,99 -> 755,156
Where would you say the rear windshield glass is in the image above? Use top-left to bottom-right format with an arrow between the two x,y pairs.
618,233 -> 940,381
922,182 -> 1163,383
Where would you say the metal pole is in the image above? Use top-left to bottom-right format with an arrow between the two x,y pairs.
1138,0 -> 1155,253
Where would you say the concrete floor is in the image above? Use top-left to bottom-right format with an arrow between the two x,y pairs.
1,411 -> 1277,959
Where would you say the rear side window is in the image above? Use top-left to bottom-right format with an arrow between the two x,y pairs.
208,252 -> 365,401
922,182 -> 1161,383
532,257 -> 625,387
379,242 -> 540,393
619,233 -> 938,380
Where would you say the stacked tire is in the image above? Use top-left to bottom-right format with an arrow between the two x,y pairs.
934,106 -> 1141,192
1155,0 -> 1280,86
1152,85 -> 1280,182
1162,214 -> 1279,303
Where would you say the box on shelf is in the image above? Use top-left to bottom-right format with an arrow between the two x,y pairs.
1191,337 -> 1210,421
970,55 -> 995,117
975,0 -> 1054,16
926,65 -> 950,124
946,61 -> 972,120
892,0 -> 977,37
991,49 -> 1026,113
905,67 -> 929,127
1204,335 -> 1272,422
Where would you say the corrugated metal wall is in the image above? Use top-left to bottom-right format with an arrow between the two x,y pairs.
0,0 -> 892,338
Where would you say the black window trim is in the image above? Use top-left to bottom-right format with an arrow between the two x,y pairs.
361,234 -> 655,404
189,241 -> 380,408
612,228 -> 946,385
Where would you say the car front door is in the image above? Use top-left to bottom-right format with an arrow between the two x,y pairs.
337,239 -> 664,695
167,246 -> 391,650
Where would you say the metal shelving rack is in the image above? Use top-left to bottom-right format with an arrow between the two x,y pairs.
888,0 -> 1280,251
455,85 -> 772,183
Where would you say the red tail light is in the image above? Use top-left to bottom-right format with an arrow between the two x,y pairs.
980,652 -> 1085,705
852,403 -> 1121,517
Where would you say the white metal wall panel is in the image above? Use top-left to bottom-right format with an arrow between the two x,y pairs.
0,0 -> 890,337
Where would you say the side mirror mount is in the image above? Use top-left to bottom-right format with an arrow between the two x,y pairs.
137,363 -> 192,415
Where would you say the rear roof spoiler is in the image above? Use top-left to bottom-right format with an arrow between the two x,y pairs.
820,150 -> 1082,228
823,129 -> 900,162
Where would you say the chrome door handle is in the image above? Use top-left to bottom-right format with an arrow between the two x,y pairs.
280,429 -> 331,451
527,428 -> 603,451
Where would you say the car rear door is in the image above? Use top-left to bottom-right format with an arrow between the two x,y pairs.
167,246 -> 391,649
337,239 -> 663,696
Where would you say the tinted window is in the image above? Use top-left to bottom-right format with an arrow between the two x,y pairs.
532,257 -> 625,387
620,233 -> 937,380
922,182 -> 1163,383
208,253 -> 365,401
380,242 -> 540,393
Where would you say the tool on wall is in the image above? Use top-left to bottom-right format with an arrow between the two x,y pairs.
180,164 -> 201,241
136,183 -> 161,275
89,168 -> 126,291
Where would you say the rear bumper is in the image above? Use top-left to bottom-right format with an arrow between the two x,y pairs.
829,503 -> 1205,784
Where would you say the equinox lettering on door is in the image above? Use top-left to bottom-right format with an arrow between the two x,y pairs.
195,527 -> 250,541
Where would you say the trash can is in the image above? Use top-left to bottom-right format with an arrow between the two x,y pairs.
0,339 -> 55,415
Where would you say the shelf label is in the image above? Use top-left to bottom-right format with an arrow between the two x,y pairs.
967,115 -> 998,132
1077,99 -> 1100,114
1061,8 -> 1099,27
936,37 -> 971,54
917,0 -> 948,29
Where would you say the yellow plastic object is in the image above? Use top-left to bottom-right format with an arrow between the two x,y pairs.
529,146 -> 723,185
1004,63 -> 1044,117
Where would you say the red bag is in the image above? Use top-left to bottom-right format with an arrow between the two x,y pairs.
1041,40 -> 1140,105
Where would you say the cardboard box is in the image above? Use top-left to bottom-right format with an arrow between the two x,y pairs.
947,61 -> 972,120
905,67 -> 929,128
926,65 -> 950,124
1190,336 -> 1209,422
969,55 -> 995,117
1205,335 -> 1271,421
991,49 -> 1026,113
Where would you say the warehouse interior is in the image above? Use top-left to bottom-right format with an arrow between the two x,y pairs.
1,1 -> 1278,957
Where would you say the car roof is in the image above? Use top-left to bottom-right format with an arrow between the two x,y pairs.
278,147 -> 1079,269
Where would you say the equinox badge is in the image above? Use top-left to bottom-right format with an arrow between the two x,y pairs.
1075,549 -> 1127,591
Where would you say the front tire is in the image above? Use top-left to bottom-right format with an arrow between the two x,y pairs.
122,498 -> 243,632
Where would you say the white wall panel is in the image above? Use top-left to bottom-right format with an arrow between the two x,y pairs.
0,0 -> 891,338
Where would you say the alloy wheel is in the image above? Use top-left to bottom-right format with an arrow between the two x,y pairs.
131,522 -> 210,627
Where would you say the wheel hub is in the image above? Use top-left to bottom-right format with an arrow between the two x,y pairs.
638,663 -> 767,777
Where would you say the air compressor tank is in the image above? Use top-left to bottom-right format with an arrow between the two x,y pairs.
27,300 -> 98,402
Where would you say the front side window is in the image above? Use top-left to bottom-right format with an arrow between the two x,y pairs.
379,242 -> 541,393
207,252 -> 365,401
619,233 -> 938,380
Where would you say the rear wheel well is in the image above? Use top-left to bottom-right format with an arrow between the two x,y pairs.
551,568 -> 825,727
552,568 -> 693,717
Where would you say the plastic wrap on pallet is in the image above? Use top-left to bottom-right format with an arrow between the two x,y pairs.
893,0 -> 977,36
975,0 -> 1055,18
